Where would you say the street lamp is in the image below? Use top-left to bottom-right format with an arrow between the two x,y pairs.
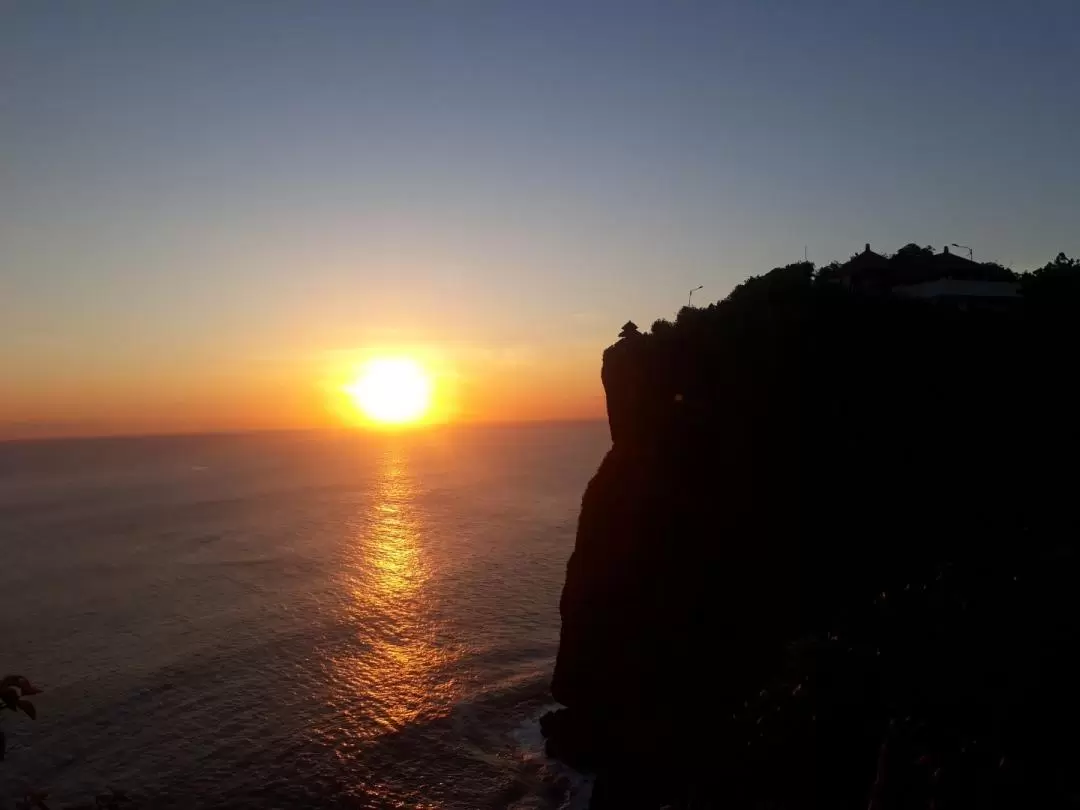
688,285 -> 703,306
951,243 -> 974,262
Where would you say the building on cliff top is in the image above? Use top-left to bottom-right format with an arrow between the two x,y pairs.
836,243 -> 1019,308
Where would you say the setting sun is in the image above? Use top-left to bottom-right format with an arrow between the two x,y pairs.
344,358 -> 433,425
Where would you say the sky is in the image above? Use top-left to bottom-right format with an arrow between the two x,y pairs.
3,0 -> 1079,438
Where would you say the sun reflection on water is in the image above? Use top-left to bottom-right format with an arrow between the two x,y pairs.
323,447 -> 460,748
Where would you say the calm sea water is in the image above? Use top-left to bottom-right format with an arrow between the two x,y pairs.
0,423 -> 609,809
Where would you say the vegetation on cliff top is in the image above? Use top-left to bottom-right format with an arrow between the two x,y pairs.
645,247 -> 1075,339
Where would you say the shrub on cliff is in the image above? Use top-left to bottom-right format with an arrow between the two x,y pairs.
649,318 -> 675,336
0,675 -> 40,762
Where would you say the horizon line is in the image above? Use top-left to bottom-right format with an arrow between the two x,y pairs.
0,417 -> 609,446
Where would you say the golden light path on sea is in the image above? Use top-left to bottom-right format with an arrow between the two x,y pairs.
322,446 -> 461,751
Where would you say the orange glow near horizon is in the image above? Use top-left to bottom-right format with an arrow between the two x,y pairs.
342,357 -> 434,427
0,340 -> 609,441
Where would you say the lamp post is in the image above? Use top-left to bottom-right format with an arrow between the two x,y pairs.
688,285 -> 703,306
951,243 -> 974,262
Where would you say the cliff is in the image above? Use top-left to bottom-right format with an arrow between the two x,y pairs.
544,254 -> 1080,808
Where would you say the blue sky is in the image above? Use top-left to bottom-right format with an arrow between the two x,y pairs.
3,1 -> 1078,434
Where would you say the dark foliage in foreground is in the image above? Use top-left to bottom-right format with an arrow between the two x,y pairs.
545,250 -> 1080,808
1,676 -> 41,764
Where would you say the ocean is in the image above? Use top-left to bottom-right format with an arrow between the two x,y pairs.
0,423 -> 609,809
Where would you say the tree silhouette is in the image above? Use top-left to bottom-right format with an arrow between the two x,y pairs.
650,318 -> 675,336
894,242 -> 935,258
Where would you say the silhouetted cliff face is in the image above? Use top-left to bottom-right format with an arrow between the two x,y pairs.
546,264 -> 1080,809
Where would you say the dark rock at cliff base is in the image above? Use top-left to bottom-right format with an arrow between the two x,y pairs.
539,708 -> 600,771
545,257 -> 1080,808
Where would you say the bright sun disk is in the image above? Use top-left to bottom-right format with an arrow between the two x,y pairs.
345,358 -> 432,425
